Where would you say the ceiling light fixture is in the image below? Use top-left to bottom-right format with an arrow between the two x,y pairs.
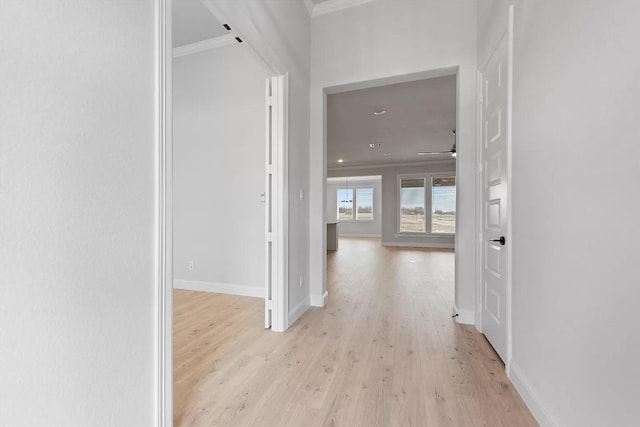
383,152 -> 392,156
373,109 -> 386,116
369,143 -> 382,148
337,158 -> 344,163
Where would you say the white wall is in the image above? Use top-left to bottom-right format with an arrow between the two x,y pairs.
484,1 -> 640,425
328,162 -> 456,247
326,176 -> 382,237
0,2 -> 158,425
310,0 -> 477,311
204,0 -> 311,323
173,44 -> 268,296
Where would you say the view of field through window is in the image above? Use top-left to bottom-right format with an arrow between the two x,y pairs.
337,187 -> 373,220
400,178 -> 426,232
432,177 -> 456,234
400,176 -> 456,234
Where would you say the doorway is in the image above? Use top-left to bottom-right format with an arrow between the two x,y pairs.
321,71 -> 459,309
158,1 -> 290,424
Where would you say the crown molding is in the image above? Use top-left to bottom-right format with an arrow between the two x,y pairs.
306,0 -> 376,18
173,34 -> 237,58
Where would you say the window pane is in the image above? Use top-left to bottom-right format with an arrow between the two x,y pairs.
432,177 -> 456,234
400,178 -> 425,232
356,188 -> 373,220
337,188 -> 353,220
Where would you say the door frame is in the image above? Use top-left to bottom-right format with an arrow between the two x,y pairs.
155,0 -> 290,424
476,4 -> 514,374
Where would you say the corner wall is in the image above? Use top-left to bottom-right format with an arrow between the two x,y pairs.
310,0 -> 478,311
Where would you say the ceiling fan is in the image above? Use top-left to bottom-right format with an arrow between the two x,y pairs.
417,129 -> 457,157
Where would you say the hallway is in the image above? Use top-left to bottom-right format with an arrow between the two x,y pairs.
173,237 -> 536,426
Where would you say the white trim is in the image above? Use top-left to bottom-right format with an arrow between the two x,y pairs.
310,0 -> 377,17
155,0 -> 172,425
310,291 -> 329,307
453,305 -> 475,325
172,34 -> 237,58
382,241 -> 455,249
339,233 -> 381,238
328,159 -> 455,172
174,279 -> 264,298
509,361 -> 558,427
288,298 -> 309,327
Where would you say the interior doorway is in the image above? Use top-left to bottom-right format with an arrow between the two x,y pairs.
161,1 -> 291,424
322,71 -> 459,308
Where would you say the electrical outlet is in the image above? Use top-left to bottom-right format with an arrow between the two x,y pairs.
299,275 -> 304,288
188,261 -> 194,271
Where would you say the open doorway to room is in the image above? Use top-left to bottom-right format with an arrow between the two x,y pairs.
169,2 -> 288,425
323,73 -> 458,313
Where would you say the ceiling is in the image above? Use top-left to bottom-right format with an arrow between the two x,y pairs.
173,0 -> 228,47
327,75 -> 457,169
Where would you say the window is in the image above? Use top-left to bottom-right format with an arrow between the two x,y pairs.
432,177 -> 456,234
337,188 -> 353,220
398,175 -> 456,234
337,187 -> 373,221
400,178 -> 426,232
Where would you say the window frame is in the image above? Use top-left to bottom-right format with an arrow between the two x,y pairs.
396,173 -> 456,236
336,185 -> 374,222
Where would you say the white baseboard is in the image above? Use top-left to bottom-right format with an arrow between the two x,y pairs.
509,361 -> 557,427
288,298 -> 309,327
339,233 -> 381,238
382,241 -> 454,249
310,291 -> 329,307
453,305 -> 475,325
174,279 -> 263,298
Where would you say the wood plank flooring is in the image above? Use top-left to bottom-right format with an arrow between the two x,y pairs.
173,237 -> 538,426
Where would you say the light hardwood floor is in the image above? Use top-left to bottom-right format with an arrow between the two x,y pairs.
173,237 -> 538,426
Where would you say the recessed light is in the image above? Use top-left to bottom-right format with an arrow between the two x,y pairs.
373,109 -> 386,116
337,159 -> 344,163
369,143 -> 382,148
383,152 -> 392,156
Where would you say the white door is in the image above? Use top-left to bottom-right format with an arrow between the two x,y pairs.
264,78 -> 274,329
264,75 -> 288,331
481,31 -> 511,362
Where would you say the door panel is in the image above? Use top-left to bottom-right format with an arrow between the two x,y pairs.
265,78 -> 273,329
481,31 -> 510,362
